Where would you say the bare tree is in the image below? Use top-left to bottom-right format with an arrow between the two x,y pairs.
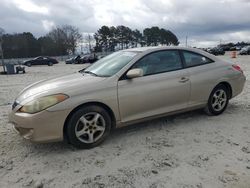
48,25 -> 82,55
83,33 -> 94,53
61,25 -> 82,55
0,27 -> 5,73
47,27 -> 67,55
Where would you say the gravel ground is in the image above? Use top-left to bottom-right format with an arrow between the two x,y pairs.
0,53 -> 250,188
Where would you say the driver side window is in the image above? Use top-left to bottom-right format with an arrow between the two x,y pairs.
132,50 -> 183,76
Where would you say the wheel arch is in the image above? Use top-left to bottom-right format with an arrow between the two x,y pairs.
215,81 -> 233,99
63,101 -> 116,142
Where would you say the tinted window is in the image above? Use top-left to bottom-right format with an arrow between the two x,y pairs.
183,51 -> 213,67
132,50 -> 182,76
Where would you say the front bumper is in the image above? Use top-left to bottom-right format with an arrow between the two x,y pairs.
9,108 -> 71,143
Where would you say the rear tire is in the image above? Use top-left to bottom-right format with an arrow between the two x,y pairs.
66,105 -> 111,149
205,84 -> 229,115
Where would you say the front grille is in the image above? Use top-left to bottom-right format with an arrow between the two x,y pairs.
12,101 -> 18,110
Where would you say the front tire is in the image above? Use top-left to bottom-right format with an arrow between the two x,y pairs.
66,105 -> 112,149
205,84 -> 229,115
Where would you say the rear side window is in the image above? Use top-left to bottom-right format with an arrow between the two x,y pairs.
183,51 -> 213,67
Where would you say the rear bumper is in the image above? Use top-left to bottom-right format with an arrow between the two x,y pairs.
9,108 -> 71,143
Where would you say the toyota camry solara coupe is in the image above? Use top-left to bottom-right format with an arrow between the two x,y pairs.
9,47 -> 246,148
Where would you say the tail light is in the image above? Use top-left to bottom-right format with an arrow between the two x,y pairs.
232,64 -> 243,74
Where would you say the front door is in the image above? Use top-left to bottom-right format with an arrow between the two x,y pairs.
118,50 -> 191,123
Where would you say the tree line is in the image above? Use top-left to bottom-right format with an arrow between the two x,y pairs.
94,25 -> 179,52
0,25 -> 82,59
0,25 -> 179,59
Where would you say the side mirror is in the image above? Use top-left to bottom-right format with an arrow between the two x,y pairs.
126,68 -> 143,79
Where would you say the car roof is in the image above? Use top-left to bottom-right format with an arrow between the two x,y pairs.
122,46 -> 217,61
123,46 -> 160,52
35,56 -> 48,58
123,46 -> 202,53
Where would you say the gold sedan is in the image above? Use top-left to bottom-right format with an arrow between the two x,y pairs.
9,47 -> 246,148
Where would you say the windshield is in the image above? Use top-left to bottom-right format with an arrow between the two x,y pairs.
84,51 -> 138,77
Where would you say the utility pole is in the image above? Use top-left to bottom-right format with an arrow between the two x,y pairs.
0,36 -> 5,73
88,34 -> 92,53
185,36 -> 188,47
0,28 -> 5,73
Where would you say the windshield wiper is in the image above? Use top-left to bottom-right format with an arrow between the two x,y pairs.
82,70 -> 98,77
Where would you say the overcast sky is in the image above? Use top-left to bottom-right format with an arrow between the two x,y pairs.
1,0 -> 250,47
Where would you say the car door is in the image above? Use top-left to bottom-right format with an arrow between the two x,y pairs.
41,57 -> 48,65
118,50 -> 191,123
35,57 -> 43,65
181,50 -> 217,107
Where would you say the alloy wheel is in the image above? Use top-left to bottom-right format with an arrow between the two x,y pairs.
211,89 -> 227,112
74,112 -> 106,144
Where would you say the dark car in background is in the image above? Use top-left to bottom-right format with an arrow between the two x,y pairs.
80,54 -> 98,64
239,46 -> 250,55
65,55 -> 81,64
229,46 -> 242,51
24,56 -> 59,67
207,47 -> 225,56
66,54 -> 98,64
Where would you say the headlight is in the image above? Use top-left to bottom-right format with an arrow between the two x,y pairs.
19,94 -> 69,114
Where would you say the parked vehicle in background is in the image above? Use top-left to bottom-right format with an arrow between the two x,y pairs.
65,55 -> 81,64
23,56 -> 59,66
229,47 -> 237,51
239,46 -> 250,55
207,47 -> 225,56
9,46 -> 245,149
65,54 -> 98,64
220,45 -> 231,51
80,54 -> 98,64
229,46 -> 242,51
235,46 -> 242,51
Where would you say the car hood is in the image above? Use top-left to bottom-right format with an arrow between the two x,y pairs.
16,73 -> 107,104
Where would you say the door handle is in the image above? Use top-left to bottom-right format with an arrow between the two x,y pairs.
179,77 -> 189,83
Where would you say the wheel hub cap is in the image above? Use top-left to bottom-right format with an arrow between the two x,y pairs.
75,112 -> 106,144
212,89 -> 227,111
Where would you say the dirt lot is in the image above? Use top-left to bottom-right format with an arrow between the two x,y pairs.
0,53 -> 250,188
